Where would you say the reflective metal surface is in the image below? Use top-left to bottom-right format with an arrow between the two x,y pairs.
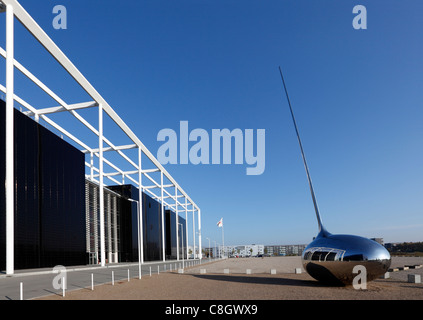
279,67 -> 391,286
302,228 -> 391,285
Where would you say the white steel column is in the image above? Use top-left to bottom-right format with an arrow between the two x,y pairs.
90,152 -> 94,180
98,104 -> 106,267
5,3 -> 15,276
138,147 -> 144,264
175,186 -> 179,261
192,206 -> 196,259
160,171 -> 165,261
185,197 -> 188,260
198,208 -> 202,260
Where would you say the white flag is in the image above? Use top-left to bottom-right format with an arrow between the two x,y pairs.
217,218 -> 223,228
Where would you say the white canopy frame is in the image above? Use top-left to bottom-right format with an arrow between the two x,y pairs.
0,0 -> 202,275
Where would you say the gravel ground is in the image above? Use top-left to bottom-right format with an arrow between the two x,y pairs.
36,256 -> 423,300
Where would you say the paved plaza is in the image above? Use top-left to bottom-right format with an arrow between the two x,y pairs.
20,256 -> 423,300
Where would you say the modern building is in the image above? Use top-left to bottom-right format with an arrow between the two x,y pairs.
264,244 -> 306,256
0,0 -> 201,274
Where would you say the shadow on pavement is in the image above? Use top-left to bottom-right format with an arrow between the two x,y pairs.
187,273 -> 338,288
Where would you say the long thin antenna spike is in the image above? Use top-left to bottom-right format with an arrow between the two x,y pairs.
278,66 -> 325,233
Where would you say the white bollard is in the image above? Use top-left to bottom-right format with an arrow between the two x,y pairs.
158,265 -> 160,275
150,266 -> 152,277
128,269 -> 130,282
62,276 -> 66,297
91,273 -> 94,290
112,271 -> 114,286
20,282 -> 23,300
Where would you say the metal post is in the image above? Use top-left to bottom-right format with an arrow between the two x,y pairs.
5,3 -> 15,276
198,208 -> 202,260
185,197 -> 188,260
175,186 -> 179,261
90,152 -> 94,180
138,147 -> 144,265
99,104 -> 106,267
160,171 -> 165,262
179,223 -> 184,269
192,206 -> 196,259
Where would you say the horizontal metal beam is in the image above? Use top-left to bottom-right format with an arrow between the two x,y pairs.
81,143 -> 137,154
22,101 -> 98,117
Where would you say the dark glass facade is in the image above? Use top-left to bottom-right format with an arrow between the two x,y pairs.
107,184 -> 139,263
165,209 -> 186,260
0,99 -> 86,271
107,185 -> 166,262
1,99 -> 190,270
141,192 -> 163,262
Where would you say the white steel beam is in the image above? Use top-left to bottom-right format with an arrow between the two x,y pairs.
98,104 -> 106,267
185,197 -> 188,260
198,207 -> 202,260
138,146 -> 144,265
22,100 -> 98,117
192,207 -> 196,260
161,171 -> 165,262
175,186 -> 179,261
81,144 -> 137,154
5,2 -> 14,275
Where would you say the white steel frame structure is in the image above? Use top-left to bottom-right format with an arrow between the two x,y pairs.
0,0 -> 202,275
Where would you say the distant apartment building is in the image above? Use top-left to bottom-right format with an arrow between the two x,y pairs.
264,244 -> 306,256
204,244 -> 306,258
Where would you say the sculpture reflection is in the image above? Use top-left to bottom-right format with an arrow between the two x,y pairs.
301,228 -> 391,285
279,67 -> 391,285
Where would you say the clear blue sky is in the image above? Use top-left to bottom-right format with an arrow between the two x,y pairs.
1,0 -> 422,246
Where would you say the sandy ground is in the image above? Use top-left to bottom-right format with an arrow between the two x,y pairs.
36,256 -> 423,300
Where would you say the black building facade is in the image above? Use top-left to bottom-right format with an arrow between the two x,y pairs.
1,99 -> 190,271
165,209 -> 187,260
0,99 -> 86,270
108,185 -> 165,262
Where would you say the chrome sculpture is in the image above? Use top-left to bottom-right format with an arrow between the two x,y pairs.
278,67 -> 391,285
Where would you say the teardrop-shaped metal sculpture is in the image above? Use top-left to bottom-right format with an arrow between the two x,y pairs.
279,67 -> 391,285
